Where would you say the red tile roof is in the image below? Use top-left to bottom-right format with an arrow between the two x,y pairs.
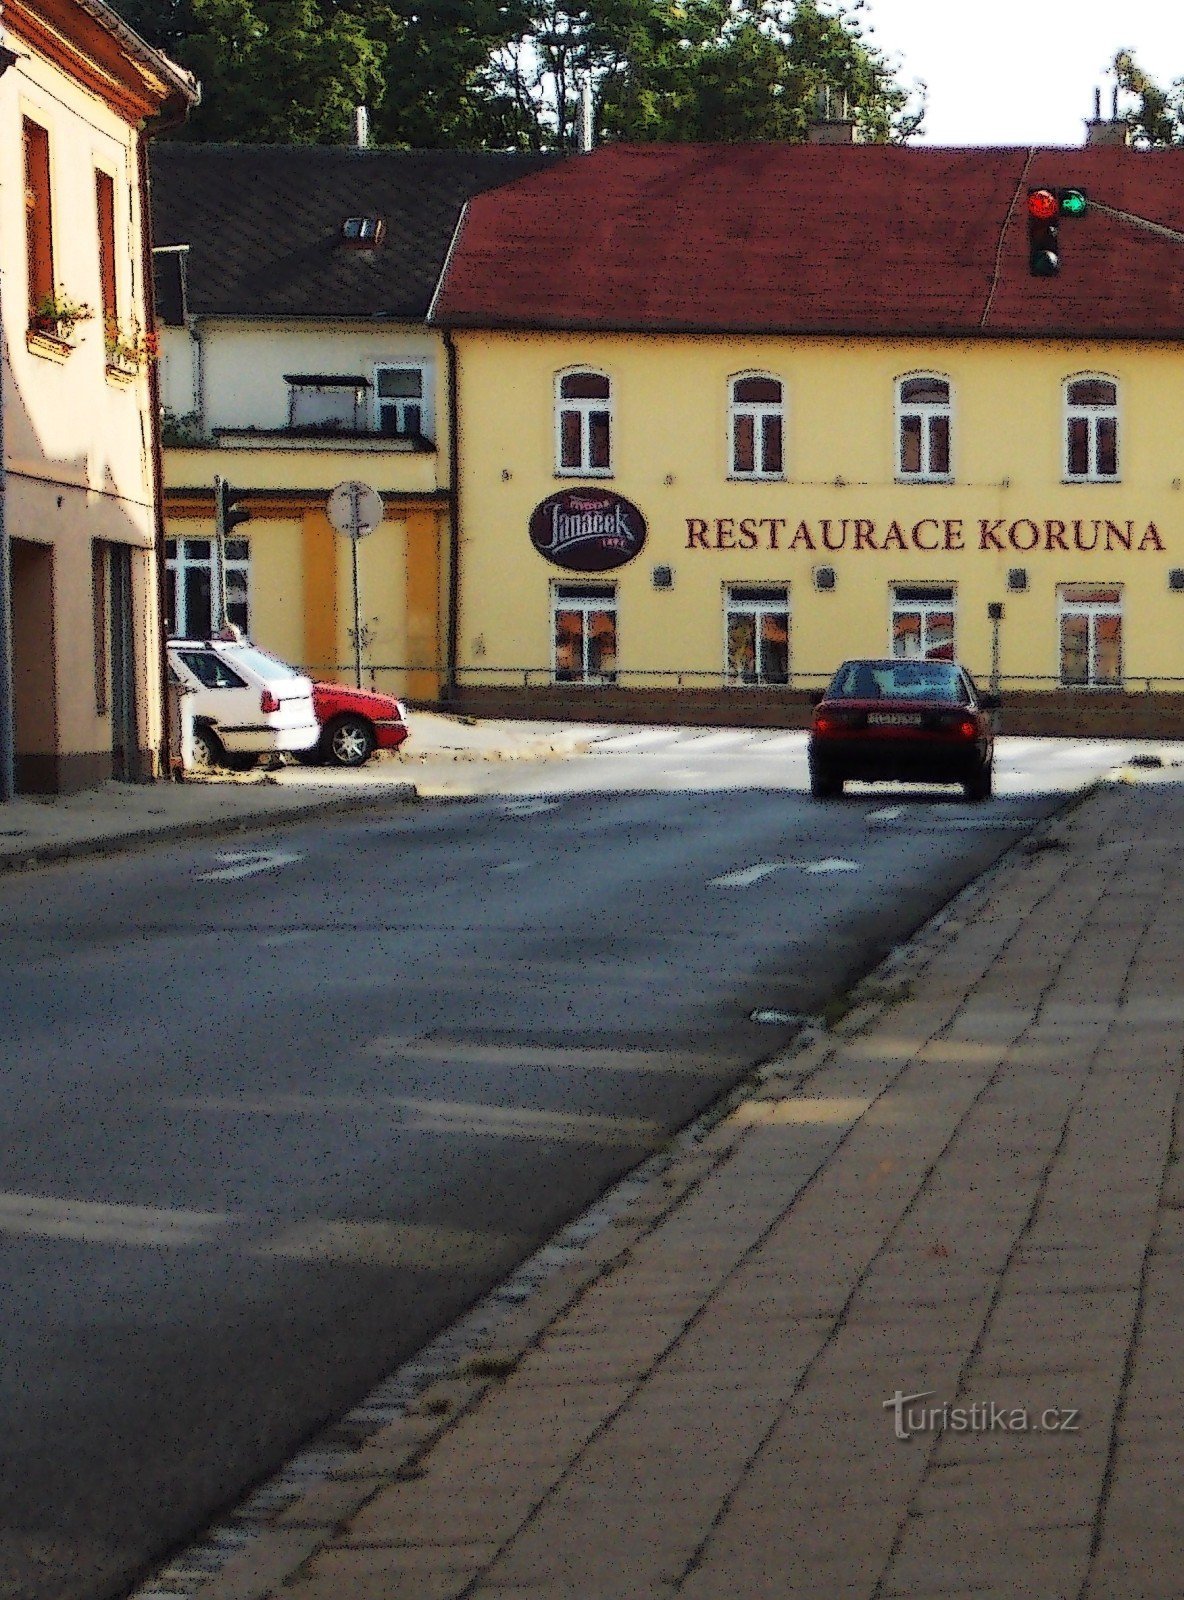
430,143 -> 1184,338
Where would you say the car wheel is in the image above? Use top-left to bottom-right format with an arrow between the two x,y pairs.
325,716 -> 376,768
964,762 -> 994,802
190,726 -> 224,771
809,762 -> 842,799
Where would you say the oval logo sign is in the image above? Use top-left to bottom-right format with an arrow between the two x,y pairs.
529,489 -> 647,572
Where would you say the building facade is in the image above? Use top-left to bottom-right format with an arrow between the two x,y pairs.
431,143 -> 1184,734
0,0 -> 195,791
152,146 -> 555,702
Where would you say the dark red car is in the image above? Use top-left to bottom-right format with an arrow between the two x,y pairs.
304,682 -> 410,767
808,658 -> 998,801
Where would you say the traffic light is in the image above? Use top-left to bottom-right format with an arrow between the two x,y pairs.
216,476 -> 251,537
1027,188 -> 1087,277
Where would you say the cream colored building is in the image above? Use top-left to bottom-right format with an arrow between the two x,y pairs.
152,146 -> 555,701
0,0 -> 195,790
431,141 -> 1184,736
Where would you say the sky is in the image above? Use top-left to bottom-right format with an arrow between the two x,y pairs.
856,0 -> 1184,146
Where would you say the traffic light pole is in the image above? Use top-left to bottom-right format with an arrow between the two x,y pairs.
212,473 -> 227,634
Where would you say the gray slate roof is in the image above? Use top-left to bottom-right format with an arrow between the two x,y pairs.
149,145 -> 560,322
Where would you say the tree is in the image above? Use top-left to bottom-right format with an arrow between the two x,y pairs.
1112,50 -> 1184,147
107,0 -> 390,143
479,0 -> 923,150
107,0 -> 922,149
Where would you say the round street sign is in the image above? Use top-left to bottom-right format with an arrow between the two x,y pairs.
327,480 -> 384,539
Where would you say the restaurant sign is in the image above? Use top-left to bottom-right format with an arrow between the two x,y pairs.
685,514 -> 1166,554
530,489 -> 647,571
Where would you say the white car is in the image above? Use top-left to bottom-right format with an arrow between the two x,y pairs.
167,639 -> 320,769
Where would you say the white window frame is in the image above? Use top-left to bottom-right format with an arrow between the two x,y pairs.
1057,585 -> 1123,687
724,585 -> 790,684
374,362 -> 431,440
727,373 -> 786,480
890,584 -> 956,661
895,373 -> 953,482
1064,374 -> 1119,482
555,368 -> 613,477
165,535 -> 250,639
551,583 -> 617,683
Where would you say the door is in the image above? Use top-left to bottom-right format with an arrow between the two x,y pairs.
108,544 -> 140,780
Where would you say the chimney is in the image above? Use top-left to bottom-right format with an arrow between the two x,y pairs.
1085,85 -> 1129,147
354,105 -> 370,149
807,84 -> 859,146
577,80 -> 593,153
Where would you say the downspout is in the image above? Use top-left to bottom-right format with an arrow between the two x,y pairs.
444,327 -> 460,707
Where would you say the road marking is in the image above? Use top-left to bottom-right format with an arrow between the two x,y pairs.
866,806 -> 904,822
0,1191 -> 229,1247
710,863 -> 789,887
198,848 -> 303,881
500,799 -> 560,816
491,859 -> 532,874
803,858 -> 861,874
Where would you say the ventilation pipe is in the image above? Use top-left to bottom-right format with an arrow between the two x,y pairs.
577,81 -> 593,153
1085,85 -> 1129,146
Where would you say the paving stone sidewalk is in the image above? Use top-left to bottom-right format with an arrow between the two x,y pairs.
167,768 -> 1184,1600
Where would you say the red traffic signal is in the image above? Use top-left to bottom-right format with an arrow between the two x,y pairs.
1026,188 -> 1087,278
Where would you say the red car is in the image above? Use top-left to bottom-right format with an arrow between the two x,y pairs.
304,682 -> 410,767
808,658 -> 998,801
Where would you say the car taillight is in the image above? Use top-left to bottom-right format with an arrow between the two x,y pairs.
957,718 -> 977,739
260,689 -> 280,713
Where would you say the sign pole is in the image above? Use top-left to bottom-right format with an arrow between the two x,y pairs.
325,481 -> 383,689
350,485 -> 363,688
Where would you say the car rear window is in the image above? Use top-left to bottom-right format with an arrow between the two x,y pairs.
830,661 -> 969,704
175,650 -> 247,690
224,647 -> 304,681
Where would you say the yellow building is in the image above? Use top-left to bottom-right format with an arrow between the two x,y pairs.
152,146 -> 555,702
431,140 -> 1184,735
0,0 -> 195,791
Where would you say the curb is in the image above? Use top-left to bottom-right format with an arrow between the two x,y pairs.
0,784 -> 420,875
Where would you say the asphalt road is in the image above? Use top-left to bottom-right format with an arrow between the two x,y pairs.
0,736 -> 1144,1600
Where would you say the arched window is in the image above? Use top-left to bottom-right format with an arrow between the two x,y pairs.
1065,376 -> 1118,480
896,374 -> 952,480
728,374 -> 785,478
556,369 -> 612,475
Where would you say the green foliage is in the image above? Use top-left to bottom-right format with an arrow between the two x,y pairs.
107,0 -> 922,149
1113,50 -> 1184,147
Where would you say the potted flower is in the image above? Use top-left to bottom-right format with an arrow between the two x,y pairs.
104,315 -> 159,376
29,286 -> 93,346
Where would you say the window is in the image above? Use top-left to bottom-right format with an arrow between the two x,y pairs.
165,537 -> 250,638
729,375 -> 784,478
897,375 -> 952,480
553,584 -> 617,682
286,375 -> 369,432
892,586 -> 955,660
1058,585 -> 1122,686
725,586 -> 789,684
174,649 -> 247,690
96,171 -> 117,332
1065,377 -> 1118,480
556,370 -> 612,475
23,119 -> 53,321
375,364 -> 428,438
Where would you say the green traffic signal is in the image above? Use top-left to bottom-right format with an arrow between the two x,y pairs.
1059,189 -> 1087,217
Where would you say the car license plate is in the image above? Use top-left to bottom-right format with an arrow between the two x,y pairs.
868,712 -> 923,726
